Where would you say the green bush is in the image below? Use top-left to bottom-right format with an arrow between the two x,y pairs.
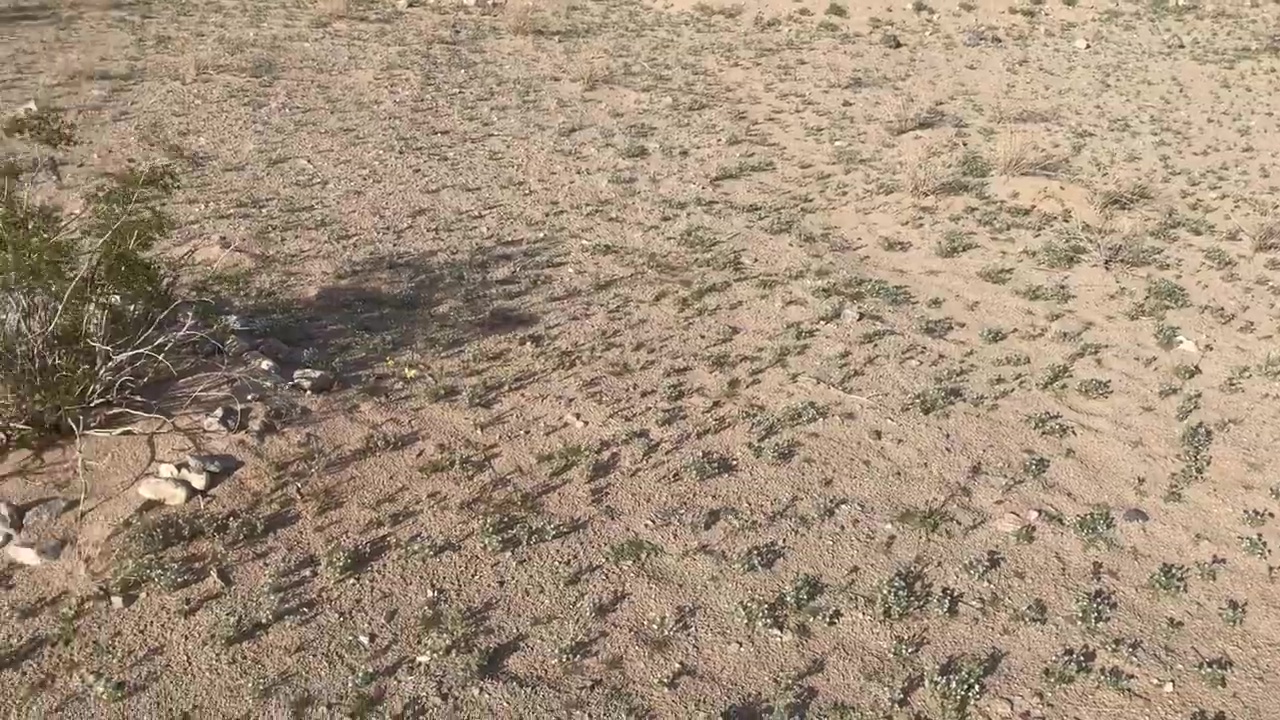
1,161 -> 187,437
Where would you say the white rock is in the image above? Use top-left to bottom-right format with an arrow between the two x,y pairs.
159,462 -> 212,491
0,501 -> 21,536
6,540 -> 61,566
995,512 -> 1025,533
1176,335 -> 1199,353
137,476 -> 192,505
203,406 -> 238,433
292,368 -> 335,393
1075,38 -> 1090,50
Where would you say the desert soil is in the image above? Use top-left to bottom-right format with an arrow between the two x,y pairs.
4,0 -> 1280,717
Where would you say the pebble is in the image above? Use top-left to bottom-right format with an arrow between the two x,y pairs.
1176,336 -> 1199,353
157,462 -> 212,491
110,594 -> 131,609
995,512 -> 1025,533
564,413 -> 586,429
6,540 -> 61,566
880,32 -> 903,49
137,476 -> 193,505
1074,37 -> 1090,50
0,501 -> 21,536
292,368 -> 335,393
187,454 -> 228,475
203,406 -> 238,433
1162,680 -> 1174,693
1122,507 -> 1150,523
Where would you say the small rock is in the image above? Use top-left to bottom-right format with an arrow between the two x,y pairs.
1122,507 -> 1150,523
157,462 -> 212,491
1024,509 -> 1041,522
137,476 -> 193,505
223,335 -> 251,358
203,406 -> 239,433
245,351 -> 283,376
565,413 -> 586,429
0,501 -> 21,536
292,368 -> 335,393
110,594 -> 131,609
395,0 -> 410,9
880,32 -> 903,49
1176,335 -> 1199,353
22,497 -> 69,526
1074,37 -> 1090,50
995,512 -> 1025,533
6,540 -> 61,566
186,454 -> 227,475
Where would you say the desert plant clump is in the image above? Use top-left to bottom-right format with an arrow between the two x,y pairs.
1,154 -> 192,439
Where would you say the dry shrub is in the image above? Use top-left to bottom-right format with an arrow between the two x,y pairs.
992,132 -> 1063,177
883,96 -> 943,136
1,159 -> 194,439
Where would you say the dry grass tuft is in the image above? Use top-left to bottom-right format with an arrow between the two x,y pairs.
883,96 -> 943,136
993,132 -> 1063,177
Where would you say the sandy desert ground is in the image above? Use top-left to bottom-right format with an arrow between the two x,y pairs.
4,0 -> 1280,717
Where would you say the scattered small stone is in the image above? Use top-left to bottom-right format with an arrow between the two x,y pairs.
110,594 -> 131,609
1162,679 -> 1174,693
880,32 -> 903,49
1074,37 -> 1090,50
0,501 -> 21,536
22,497 -> 70,526
6,539 -> 61,566
1122,507 -> 1150,523
565,413 -> 586,429
292,368 -> 335,393
203,406 -> 239,433
1024,509 -> 1041,522
137,476 -> 193,505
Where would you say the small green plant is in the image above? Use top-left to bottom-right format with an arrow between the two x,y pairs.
1037,363 -> 1073,391
2,105 -> 76,149
935,231 -> 979,258
1148,563 -> 1189,594
1073,508 -> 1117,549
1074,587 -> 1116,629
877,563 -> 932,621
1076,378 -> 1112,399
737,541 -> 786,572
976,265 -> 1014,285
1025,411 -> 1074,438
1196,656 -> 1233,689
606,537 -> 664,566
825,1 -> 848,17
1242,508 -> 1273,527
738,574 -> 840,635
1239,533 -> 1270,559
926,654 -> 991,719
1219,599 -> 1246,626
1097,665 -> 1135,694
978,327 -> 1008,343
1042,646 -> 1094,687
1019,598 -> 1048,624
684,450 -> 736,480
